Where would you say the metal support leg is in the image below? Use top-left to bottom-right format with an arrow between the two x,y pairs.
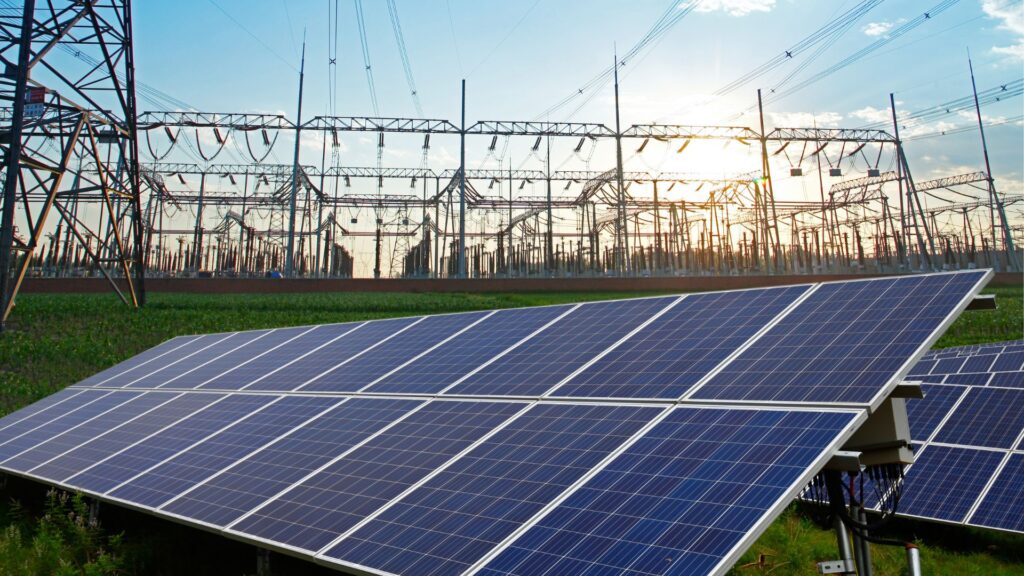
256,548 -> 271,576
817,515 -> 857,574
87,500 -> 100,528
858,508 -> 874,576
905,543 -> 922,576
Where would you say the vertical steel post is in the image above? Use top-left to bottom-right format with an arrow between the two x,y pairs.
546,135 -> 553,274
458,79 -> 467,278
286,38 -> 306,276
613,52 -> 628,274
0,0 -> 36,330
969,55 -> 1018,271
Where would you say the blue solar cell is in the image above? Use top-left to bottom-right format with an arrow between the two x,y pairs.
108,396 -> 340,508
322,403 -> 663,576
229,400 -> 525,551
932,388 -> 1024,449
905,385 -> 967,442
478,407 -> 858,576
970,454 -> 1024,532
0,391 -> 142,463
1,392 -> 177,472
988,371 -> 1024,388
65,394 -> 275,493
29,393 -> 225,482
366,306 -> 575,395
0,388 -> 90,436
157,327 -> 314,389
906,359 -> 937,377
162,397 -> 424,527
198,323 -> 363,390
76,336 -> 204,387
992,351 -> 1024,372
931,357 -> 967,375
961,354 -> 998,373
551,286 -> 808,399
243,317 -> 418,391
301,311 -> 491,393
897,446 -> 1003,522
691,271 -> 988,404
123,331 -> 271,389
941,373 -> 992,386
445,297 -> 678,397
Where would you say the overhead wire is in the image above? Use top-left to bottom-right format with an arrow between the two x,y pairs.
205,0 -> 299,72
535,0 -> 703,121
466,0 -> 543,78
385,0 -> 424,116
353,0 -> 381,116
858,78 -> 1023,130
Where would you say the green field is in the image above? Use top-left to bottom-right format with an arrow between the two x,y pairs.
0,285 -> 1021,575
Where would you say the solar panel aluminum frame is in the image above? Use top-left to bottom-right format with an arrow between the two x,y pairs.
678,270 -> 994,412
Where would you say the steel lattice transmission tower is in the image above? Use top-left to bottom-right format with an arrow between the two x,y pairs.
0,0 -> 145,329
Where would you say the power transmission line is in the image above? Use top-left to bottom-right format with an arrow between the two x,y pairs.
385,0 -> 423,116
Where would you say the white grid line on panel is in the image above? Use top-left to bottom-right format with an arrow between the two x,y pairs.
87,336 -> 203,387
153,330 -> 278,389
119,333 -> 238,388
293,317 -> 430,392
537,296 -> 687,398
433,304 -> 584,396
0,389 -> 89,435
310,401 -> 538,559
964,426 -> 1024,524
238,322 -> 369,391
355,311 -> 500,393
196,326 -> 321,389
102,395 -> 288,495
26,392 -> 187,475
0,391 -> 118,451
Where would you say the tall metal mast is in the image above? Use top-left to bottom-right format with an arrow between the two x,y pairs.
286,36 -> 306,276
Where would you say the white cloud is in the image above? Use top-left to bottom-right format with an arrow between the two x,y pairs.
849,105 -> 893,124
694,0 -> 776,17
862,21 -> 894,36
982,0 -> 1024,61
769,111 -> 843,127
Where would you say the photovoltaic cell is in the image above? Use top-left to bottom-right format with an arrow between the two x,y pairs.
0,391 -> 139,463
366,306 -> 574,395
229,400 -> 525,551
198,323 -> 363,390
989,371 -> 1024,388
322,403 -> 663,575
692,272 -> 987,404
108,395 -> 340,508
162,397 -> 424,527
446,297 -> 678,397
29,392 -> 224,482
243,317 -> 418,391
123,331 -> 271,389
478,407 -> 858,576
551,287 -> 808,399
931,387 -> 1024,449
970,454 -> 1024,532
1,391 -> 177,472
75,335 -> 203,387
0,388 -> 90,436
896,446 -> 1003,523
65,394 -> 276,493
905,384 -> 967,441
159,326 -> 313,389
301,311 -> 491,393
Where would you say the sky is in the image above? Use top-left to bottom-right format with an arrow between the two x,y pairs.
100,1 -> 1024,273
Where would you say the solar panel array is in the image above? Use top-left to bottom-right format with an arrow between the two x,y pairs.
0,271 -> 991,575
877,339 -> 1024,534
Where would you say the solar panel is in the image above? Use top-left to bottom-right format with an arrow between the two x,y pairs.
895,445 -> 1004,523
366,306 -> 575,395
931,387 -> 1024,449
904,384 -> 966,441
969,454 -> 1024,532
162,397 -> 424,528
227,400 -> 527,552
242,317 -> 418,391
550,286 -> 808,399
475,407 -> 861,576
300,311 -> 492,392
690,272 -> 989,405
320,403 -> 664,575
0,271 -> 994,575
445,297 -> 679,397
76,335 -> 204,387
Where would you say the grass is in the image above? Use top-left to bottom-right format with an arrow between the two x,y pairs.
0,284 -> 1021,575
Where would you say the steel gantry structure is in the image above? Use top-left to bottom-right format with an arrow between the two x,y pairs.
3,2 -> 1021,327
